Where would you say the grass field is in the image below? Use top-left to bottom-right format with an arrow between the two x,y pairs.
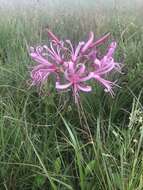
0,1 -> 143,189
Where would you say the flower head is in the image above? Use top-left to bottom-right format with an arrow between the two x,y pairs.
56,62 -> 93,103
92,41 -> 122,96
29,30 -> 122,103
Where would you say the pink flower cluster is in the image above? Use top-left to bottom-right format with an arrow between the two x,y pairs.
29,30 -> 121,103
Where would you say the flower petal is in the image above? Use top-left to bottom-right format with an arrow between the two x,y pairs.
106,41 -> 117,57
47,29 -> 61,44
77,84 -> 92,92
30,52 -> 52,66
94,57 -> 116,75
66,40 -> 74,55
90,33 -> 110,48
93,74 -> 118,96
68,61 -> 75,74
72,42 -> 84,62
31,69 -> 50,85
56,82 -> 72,90
79,72 -> 94,82
81,31 -> 94,53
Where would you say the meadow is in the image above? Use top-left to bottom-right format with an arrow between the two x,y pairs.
0,0 -> 143,189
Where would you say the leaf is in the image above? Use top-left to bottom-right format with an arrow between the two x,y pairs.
54,157 -> 61,174
34,175 -> 46,187
85,160 -> 96,176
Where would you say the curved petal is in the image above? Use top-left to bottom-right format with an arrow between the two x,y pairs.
30,52 -> 52,66
79,72 -> 94,82
77,84 -> 92,92
36,46 -> 43,55
49,42 -> 62,63
56,82 -> 72,90
40,71 -> 50,81
47,29 -> 60,44
94,57 -> 115,75
72,42 -> 85,62
106,41 -> 117,57
95,64 -> 115,75
31,64 -> 56,74
31,69 -> 50,85
43,45 -> 56,57
81,31 -> 94,53
90,33 -> 110,48
67,61 -> 75,74
66,40 -> 74,55
93,74 -> 118,96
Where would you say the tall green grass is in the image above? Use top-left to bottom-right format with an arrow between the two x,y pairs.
0,1 -> 143,189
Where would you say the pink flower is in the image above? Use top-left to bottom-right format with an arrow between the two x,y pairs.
29,47 -> 57,86
92,42 -> 121,96
30,64 -> 57,86
56,62 -> 93,103
29,30 -> 122,103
